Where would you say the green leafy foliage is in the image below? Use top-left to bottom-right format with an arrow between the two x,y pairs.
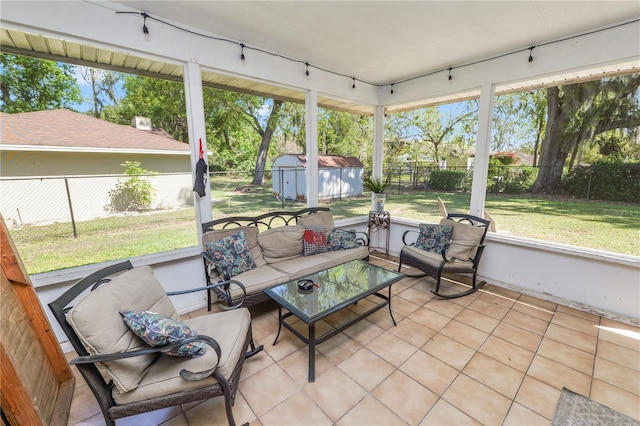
107,161 -> 157,212
0,54 -> 82,112
563,162 -> 640,202
486,152 -> 537,194
108,76 -> 188,142
362,174 -> 391,193
428,170 -> 467,191
532,74 -> 640,194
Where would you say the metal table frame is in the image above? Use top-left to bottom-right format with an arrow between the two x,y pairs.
264,261 -> 403,382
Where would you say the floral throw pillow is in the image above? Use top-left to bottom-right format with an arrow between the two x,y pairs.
327,228 -> 359,251
119,310 -> 206,357
205,231 -> 257,277
415,224 -> 453,254
303,225 -> 328,256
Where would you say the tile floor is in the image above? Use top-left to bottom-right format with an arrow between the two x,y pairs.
66,256 -> 640,425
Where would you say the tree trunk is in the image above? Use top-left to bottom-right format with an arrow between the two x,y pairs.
533,116 -> 544,167
251,100 -> 283,186
531,87 -> 568,194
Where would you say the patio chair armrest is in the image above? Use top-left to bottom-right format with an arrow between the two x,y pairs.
401,229 -> 420,245
167,280 -> 247,310
70,335 -> 222,381
201,251 -> 231,282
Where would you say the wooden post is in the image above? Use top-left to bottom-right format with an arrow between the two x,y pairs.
1,215 -> 75,425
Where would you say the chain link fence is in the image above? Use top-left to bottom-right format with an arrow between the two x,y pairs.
1,172 -> 195,241
2,164 -> 636,273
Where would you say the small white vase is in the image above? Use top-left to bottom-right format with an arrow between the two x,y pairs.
371,193 -> 386,213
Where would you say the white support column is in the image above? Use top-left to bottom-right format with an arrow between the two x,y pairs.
183,61 -> 211,238
372,105 -> 385,179
470,84 -> 495,217
305,90 -> 319,207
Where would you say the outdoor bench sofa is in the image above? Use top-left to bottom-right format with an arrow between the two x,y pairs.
201,207 -> 370,308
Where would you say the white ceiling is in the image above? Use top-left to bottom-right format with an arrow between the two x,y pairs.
114,1 -> 640,86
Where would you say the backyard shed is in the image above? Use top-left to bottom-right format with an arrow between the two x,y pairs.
272,155 -> 364,201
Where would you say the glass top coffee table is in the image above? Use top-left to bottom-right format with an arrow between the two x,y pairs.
264,259 -> 404,382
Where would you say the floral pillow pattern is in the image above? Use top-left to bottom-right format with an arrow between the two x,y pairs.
303,225 -> 328,256
119,310 -> 206,357
205,231 -> 257,277
415,224 -> 453,254
327,228 -> 359,251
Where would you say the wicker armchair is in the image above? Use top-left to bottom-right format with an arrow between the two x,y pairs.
48,260 -> 262,426
398,213 -> 490,298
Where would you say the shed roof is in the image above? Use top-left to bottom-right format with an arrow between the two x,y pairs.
282,154 -> 364,168
0,109 -> 190,154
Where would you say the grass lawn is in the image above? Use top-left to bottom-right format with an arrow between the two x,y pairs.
10,177 -> 640,274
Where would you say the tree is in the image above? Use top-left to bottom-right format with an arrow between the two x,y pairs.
386,103 -> 477,170
0,54 -> 82,112
203,87 -> 259,171
531,75 -> 640,194
275,102 -> 306,155
110,75 -> 188,142
317,109 -> 373,158
78,67 -> 122,118
492,90 -> 546,158
245,99 -> 282,186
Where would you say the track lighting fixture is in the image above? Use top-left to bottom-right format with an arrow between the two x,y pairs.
448,67 -> 452,81
528,46 -> 535,62
240,43 -> 246,62
352,77 -> 356,89
305,62 -> 310,77
390,84 -> 394,94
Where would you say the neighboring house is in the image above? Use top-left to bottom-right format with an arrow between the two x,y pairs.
272,154 -> 364,201
0,109 -> 193,226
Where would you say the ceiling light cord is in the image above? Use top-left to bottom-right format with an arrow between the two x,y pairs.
115,11 -> 639,95
142,12 -> 150,41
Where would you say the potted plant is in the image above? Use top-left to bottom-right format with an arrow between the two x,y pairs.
363,174 -> 391,213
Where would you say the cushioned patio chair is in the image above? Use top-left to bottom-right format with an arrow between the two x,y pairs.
398,213 -> 490,298
48,260 -> 262,426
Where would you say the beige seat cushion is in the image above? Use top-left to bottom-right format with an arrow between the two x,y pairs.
203,226 -> 265,267
112,308 -> 251,405
271,246 -> 369,279
297,211 -> 335,238
218,265 -> 291,298
440,218 -> 485,260
402,245 -> 473,268
66,266 -> 179,393
257,225 -> 304,262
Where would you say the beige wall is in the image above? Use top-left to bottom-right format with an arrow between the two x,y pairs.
1,151 -> 190,177
1,151 -> 194,226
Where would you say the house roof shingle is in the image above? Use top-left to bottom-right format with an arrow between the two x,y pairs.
0,109 -> 190,153
295,155 -> 364,168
